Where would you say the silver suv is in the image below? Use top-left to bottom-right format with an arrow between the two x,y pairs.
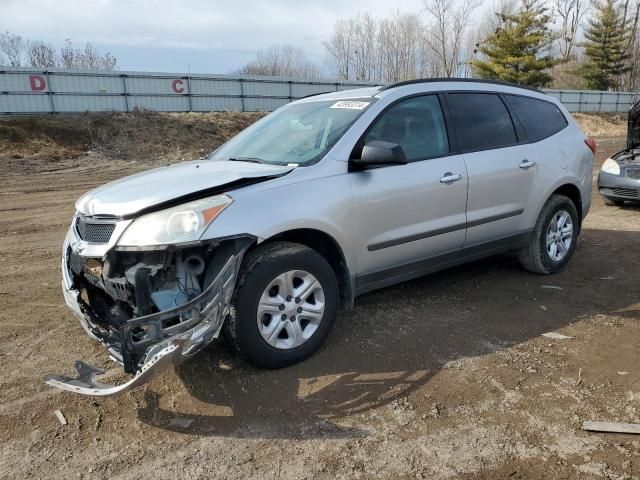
47,79 -> 595,396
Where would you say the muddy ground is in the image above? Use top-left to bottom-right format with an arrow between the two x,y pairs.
0,119 -> 639,479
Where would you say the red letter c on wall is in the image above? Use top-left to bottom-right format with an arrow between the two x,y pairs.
29,75 -> 46,91
172,79 -> 184,93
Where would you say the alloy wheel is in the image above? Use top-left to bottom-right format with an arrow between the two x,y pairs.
546,210 -> 573,261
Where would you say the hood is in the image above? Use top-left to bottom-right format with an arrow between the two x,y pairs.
628,101 -> 640,149
76,160 -> 295,217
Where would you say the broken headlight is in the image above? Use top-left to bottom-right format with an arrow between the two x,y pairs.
118,194 -> 232,246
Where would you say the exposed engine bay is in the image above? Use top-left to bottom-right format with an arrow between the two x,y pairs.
70,242 -> 228,371
612,148 -> 640,165
46,234 -> 253,395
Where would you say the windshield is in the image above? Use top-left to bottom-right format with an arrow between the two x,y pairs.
209,99 -> 374,165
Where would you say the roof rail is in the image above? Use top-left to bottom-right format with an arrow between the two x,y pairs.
296,91 -> 335,100
379,78 -> 543,94
295,85 -> 384,101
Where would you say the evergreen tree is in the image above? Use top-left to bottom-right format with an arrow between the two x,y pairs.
470,0 -> 562,87
577,0 -> 632,90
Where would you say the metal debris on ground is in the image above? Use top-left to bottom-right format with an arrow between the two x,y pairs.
53,409 -> 67,426
541,285 -> 563,290
168,417 -> 194,428
541,332 -> 573,340
582,421 -> 640,435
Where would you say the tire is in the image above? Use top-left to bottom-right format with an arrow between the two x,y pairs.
603,197 -> 624,207
226,241 -> 339,369
518,194 -> 579,275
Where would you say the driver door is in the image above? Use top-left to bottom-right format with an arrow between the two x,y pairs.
349,94 -> 468,291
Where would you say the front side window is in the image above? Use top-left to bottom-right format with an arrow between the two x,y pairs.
447,93 -> 517,151
209,99 -> 374,166
363,95 -> 449,161
505,95 -> 568,142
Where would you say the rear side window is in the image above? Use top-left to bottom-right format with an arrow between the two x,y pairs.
447,93 -> 517,151
505,95 -> 568,142
364,95 -> 449,161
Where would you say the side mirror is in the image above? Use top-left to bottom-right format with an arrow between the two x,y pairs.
353,140 -> 408,167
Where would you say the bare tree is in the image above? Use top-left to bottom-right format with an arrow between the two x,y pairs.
471,0 -> 518,50
423,0 -> 483,77
79,43 -> 117,70
621,1 -> 640,90
59,40 -> 117,70
622,0 -> 640,46
0,31 -> 25,66
27,40 -> 57,68
323,19 -> 356,80
350,13 -> 379,81
1,32 -> 118,70
237,44 -> 320,79
378,12 -> 424,82
325,11 -> 427,83
554,0 -> 588,61
59,40 -> 78,69
324,13 -> 382,81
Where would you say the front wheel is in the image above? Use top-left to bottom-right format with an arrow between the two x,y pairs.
518,194 -> 579,275
226,241 -> 339,368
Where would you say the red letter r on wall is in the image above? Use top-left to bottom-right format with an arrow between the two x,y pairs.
29,75 -> 46,91
172,79 -> 184,93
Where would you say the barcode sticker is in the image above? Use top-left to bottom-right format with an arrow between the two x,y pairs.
330,101 -> 370,110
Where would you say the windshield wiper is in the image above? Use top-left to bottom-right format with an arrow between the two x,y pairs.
228,157 -> 265,164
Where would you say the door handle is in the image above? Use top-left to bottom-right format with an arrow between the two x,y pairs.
519,159 -> 536,169
440,172 -> 463,184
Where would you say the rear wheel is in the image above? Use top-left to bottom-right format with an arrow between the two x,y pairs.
518,194 -> 579,274
603,197 -> 624,207
226,241 -> 338,368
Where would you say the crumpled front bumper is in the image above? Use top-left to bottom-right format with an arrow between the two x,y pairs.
45,236 -> 249,397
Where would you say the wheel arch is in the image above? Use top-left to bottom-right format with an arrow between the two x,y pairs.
253,228 -> 354,310
550,183 -> 583,230
534,181 -> 584,233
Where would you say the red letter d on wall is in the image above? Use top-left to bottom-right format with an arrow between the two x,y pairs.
29,75 -> 46,91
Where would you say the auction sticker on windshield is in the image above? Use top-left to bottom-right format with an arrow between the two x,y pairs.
330,101 -> 370,110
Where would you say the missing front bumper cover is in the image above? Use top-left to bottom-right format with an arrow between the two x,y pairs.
45,342 -> 182,396
46,237 -> 252,396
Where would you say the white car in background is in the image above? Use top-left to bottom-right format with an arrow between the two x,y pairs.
598,101 -> 640,206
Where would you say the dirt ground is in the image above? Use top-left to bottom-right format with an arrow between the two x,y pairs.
0,116 -> 639,479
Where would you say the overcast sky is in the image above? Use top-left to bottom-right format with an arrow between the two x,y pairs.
2,0 -> 428,74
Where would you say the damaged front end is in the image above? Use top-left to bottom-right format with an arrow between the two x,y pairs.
46,214 -> 253,396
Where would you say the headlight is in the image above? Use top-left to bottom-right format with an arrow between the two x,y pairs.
118,195 -> 232,246
601,158 -> 621,175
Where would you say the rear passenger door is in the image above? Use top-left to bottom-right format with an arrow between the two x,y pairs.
446,92 -> 537,247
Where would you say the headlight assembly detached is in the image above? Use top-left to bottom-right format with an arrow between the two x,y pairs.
601,158 -> 621,175
118,194 -> 232,246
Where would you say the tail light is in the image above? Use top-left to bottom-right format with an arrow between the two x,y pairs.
584,138 -> 596,154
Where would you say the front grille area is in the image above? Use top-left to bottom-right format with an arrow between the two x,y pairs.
76,217 -> 116,243
626,168 -> 640,180
67,248 -> 86,275
66,248 -> 104,287
611,187 -> 639,198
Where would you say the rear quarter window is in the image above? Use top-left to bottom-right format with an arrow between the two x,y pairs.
505,95 -> 568,142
